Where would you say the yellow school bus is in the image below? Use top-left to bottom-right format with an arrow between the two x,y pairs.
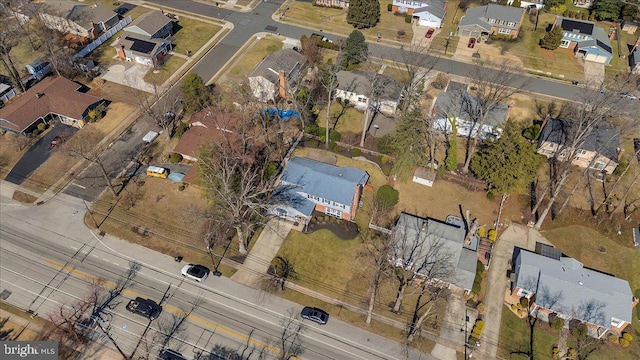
146,166 -> 168,179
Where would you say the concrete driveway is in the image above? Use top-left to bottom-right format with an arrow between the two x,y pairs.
102,62 -> 155,93
5,125 -> 79,185
476,225 -> 551,359
583,60 -> 605,87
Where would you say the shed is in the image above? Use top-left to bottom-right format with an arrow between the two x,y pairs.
412,167 -> 436,187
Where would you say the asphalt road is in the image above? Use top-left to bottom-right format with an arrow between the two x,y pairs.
0,193 -> 434,359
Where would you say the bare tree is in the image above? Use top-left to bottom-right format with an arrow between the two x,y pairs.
262,255 -> 297,292
359,230 -> 394,325
63,127 -> 118,197
25,3 -> 75,78
0,8 -> 26,92
277,309 -> 306,360
386,40 -> 437,112
129,83 -> 182,140
317,53 -> 343,145
461,61 -> 526,173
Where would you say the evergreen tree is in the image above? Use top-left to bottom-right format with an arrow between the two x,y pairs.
347,0 -> 381,29
181,72 -> 211,113
445,116 -> 458,171
512,0 -> 522,8
540,25 -> 563,50
592,0 -> 622,21
343,30 -> 368,68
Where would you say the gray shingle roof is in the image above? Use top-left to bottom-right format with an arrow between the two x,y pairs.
538,117 -> 620,162
459,4 -> 524,31
394,213 -> 477,291
435,82 -> 510,128
250,49 -> 308,85
279,156 -> 369,206
413,0 -> 447,20
336,70 -> 402,102
557,17 -> 612,55
126,11 -> 172,37
514,249 -> 633,327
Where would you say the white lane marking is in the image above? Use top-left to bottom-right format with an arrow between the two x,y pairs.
102,258 -> 110,262
71,183 -> 87,189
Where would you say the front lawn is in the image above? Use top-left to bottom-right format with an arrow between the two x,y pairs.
144,56 -> 187,85
330,102 -> 365,135
171,18 -> 221,55
498,307 -> 559,359
226,38 -> 283,81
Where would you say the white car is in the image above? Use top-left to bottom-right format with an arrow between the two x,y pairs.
621,93 -> 638,100
181,264 -> 210,282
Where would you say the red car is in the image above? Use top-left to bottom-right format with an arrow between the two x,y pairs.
50,136 -> 61,148
468,38 -> 476,48
425,28 -> 435,38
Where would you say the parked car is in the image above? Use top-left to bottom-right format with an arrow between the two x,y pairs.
425,28 -> 435,38
301,306 -> 329,325
467,38 -> 476,48
621,93 -> 638,100
159,349 -> 187,360
181,264 -> 210,282
126,297 -> 162,320
50,136 -> 62,148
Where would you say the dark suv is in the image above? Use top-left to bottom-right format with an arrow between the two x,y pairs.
159,349 -> 186,360
126,297 -> 162,320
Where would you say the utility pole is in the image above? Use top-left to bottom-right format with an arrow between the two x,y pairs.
464,308 -> 468,359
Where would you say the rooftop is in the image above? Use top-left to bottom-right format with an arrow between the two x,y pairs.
538,117 -> 620,162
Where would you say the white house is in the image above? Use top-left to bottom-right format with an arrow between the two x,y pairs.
392,0 -> 447,28
335,70 -> 403,116
248,49 -> 308,103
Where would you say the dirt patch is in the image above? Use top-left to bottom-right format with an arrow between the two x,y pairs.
12,190 -> 37,204
306,212 -> 359,240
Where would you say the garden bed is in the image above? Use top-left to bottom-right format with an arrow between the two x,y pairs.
305,211 -> 359,240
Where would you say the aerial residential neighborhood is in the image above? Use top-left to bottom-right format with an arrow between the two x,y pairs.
0,0 -> 638,360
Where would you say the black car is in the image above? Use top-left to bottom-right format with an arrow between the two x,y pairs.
300,306 -> 329,325
159,349 -> 186,360
126,297 -> 162,320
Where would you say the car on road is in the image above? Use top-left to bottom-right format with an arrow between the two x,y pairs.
301,306 -> 329,325
468,38 -> 476,48
425,28 -> 435,38
126,297 -> 162,320
159,349 -> 187,360
181,264 -> 210,282
50,136 -> 62,148
621,93 -> 638,100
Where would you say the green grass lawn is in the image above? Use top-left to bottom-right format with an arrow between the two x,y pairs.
430,0 -> 463,55
144,56 -> 187,84
498,308 -> 559,359
227,38 -> 283,80
284,1 -> 413,43
331,103 -> 365,134
171,18 -> 221,55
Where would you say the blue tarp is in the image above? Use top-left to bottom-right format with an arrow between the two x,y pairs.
265,108 -> 300,121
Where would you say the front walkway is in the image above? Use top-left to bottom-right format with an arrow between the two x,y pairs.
230,218 -> 292,287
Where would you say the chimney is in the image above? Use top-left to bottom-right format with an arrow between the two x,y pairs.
118,45 -> 126,60
279,70 -> 286,99
421,221 -> 427,232
36,92 -> 44,99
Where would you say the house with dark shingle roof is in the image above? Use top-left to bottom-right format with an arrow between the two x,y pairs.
629,47 -> 640,74
334,70 -> 403,115
392,212 -> 478,292
248,49 -> 308,103
553,17 -> 613,64
173,108 -> 242,162
392,0 -> 447,28
457,4 -> 525,39
123,10 -> 173,39
537,116 -> 620,174
510,247 -> 636,338
0,76 -> 103,134
269,156 -> 369,224
115,31 -> 172,67
35,2 -> 118,40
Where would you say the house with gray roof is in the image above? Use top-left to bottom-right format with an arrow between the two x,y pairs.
269,156 -> 369,224
392,213 -> 478,292
248,49 -> 308,103
553,17 -> 613,64
392,0 -> 447,28
537,116 -> 620,174
115,32 -> 172,67
629,47 -> 640,74
457,4 -> 525,39
433,81 -> 510,140
510,247 -> 636,337
335,70 -> 403,115
35,2 -> 118,39
124,10 -> 173,39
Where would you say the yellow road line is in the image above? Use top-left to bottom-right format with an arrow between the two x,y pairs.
45,259 -> 291,357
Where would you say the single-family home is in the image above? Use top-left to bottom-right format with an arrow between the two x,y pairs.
314,0 -> 349,9
123,10 -> 174,39
0,82 -> 18,103
37,2 -> 118,40
622,20 -> 640,34
433,82 -> 510,139
629,48 -> 640,74
510,246 -> 636,338
334,70 -> 403,116
115,32 -> 172,67
173,107 -> 242,162
392,0 -> 447,28
552,17 -> 613,64
457,4 -> 526,39
573,0 -> 595,8
269,156 -> 369,224
537,116 -> 620,174
248,49 -> 308,103
506,0 -> 544,10
0,76 -> 103,134
392,212 -> 478,292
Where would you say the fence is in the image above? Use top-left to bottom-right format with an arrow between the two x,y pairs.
73,16 -> 132,59
368,222 -> 393,235
443,172 -> 488,192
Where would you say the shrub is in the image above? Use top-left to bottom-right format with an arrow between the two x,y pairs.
475,320 -> 484,329
351,148 -> 362,157
178,185 -> 185,191
37,123 -> 46,132
168,152 -> 183,163
265,161 -> 278,180
381,164 -> 392,176
333,145 -> 341,152
620,338 -> 630,347
307,139 -> 319,148
32,129 -> 41,136
328,141 -> 338,150
486,192 -> 495,200
319,135 -> 326,143
377,134 -> 393,154
551,317 -> 564,331
87,108 -> 102,123
175,120 -> 189,138
609,334 -> 619,343
304,123 -> 320,135
380,156 -> 389,164
477,226 -> 485,238
519,297 -> 529,308
387,3 -> 392,11
517,309 -> 523,315
329,129 -> 341,142
622,333 -> 633,341
488,229 -> 497,241
377,185 -> 399,207
510,304 -> 516,310
431,73 -> 449,89
405,15 -> 412,23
